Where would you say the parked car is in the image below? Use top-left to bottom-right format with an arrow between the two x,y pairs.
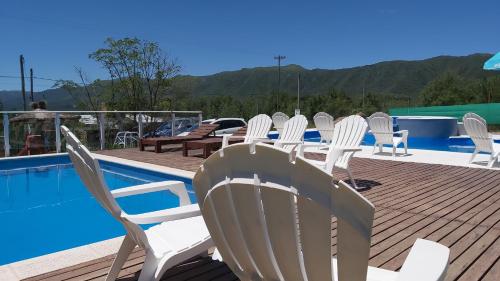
202,118 -> 247,135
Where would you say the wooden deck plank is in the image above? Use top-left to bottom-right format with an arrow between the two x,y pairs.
21,149 -> 499,281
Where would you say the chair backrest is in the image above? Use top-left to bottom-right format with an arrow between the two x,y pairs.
367,112 -> 394,144
272,112 -> 289,136
61,126 -> 150,249
193,144 -> 375,281
188,123 -> 220,138
245,114 -> 273,142
463,112 -> 493,153
314,112 -> 335,143
276,114 -> 308,152
329,115 -> 368,170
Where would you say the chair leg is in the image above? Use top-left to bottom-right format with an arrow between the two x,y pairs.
404,141 -> 408,155
138,251 -> 160,281
392,145 -> 396,157
379,144 -> 383,153
106,235 -> 137,281
469,150 -> 478,164
346,168 -> 360,190
487,155 -> 497,168
372,144 -> 377,155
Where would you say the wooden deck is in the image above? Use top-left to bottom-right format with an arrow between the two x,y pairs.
25,147 -> 500,281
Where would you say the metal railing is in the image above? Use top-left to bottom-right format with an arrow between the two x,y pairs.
1,110 -> 203,157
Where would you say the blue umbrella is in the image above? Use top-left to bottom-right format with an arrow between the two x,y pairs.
483,52 -> 500,70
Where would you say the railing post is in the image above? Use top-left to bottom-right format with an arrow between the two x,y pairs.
198,112 -> 203,126
99,113 -> 105,150
138,113 -> 144,138
3,113 -> 10,157
55,112 -> 61,153
171,112 -> 176,137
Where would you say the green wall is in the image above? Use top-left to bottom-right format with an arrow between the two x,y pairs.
389,103 -> 500,124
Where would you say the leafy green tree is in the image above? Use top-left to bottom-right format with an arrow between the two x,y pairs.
89,37 -> 180,111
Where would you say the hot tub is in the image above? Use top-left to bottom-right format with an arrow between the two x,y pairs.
395,116 -> 458,138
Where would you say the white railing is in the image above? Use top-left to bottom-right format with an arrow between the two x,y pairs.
0,110 -> 203,157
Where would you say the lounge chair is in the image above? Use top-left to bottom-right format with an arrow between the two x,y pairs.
222,114 -> 272,148
298,115 -> 368,189
314,112 -> 335,144
367,112 -> 408,156
463,112 -> 500,167
139,123 -> 219,153
183,127 -> 248,158
271,112 -> 289,136
61,126 -> 213,281
193,143 -> 450,281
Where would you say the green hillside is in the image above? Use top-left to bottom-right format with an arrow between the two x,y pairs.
173,53 -> 495,98
0,53 -> 495,110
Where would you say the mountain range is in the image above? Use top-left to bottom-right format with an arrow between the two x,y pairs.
0,53 -> 495,110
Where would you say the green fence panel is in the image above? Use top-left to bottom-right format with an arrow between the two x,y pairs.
389,103 -> 500,124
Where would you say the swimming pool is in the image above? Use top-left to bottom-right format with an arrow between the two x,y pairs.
271,130 -> 500,153
0,155 -> 194,265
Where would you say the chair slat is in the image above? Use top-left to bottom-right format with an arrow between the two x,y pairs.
261,187 -> 307,281
230,182 -> 284,281
297,195 -> 332,281
205,184 -> 262,278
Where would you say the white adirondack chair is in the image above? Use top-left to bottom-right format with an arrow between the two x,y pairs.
271,112 -> 289,136
298,115 -> 368,190
193,143 -> 450,281
463,113 -> 500,167
222,114 -> 272,148
61,126 -> 213,281
314,112 -> 335,144
367,112 -> 408,156
271,114 -> 308,155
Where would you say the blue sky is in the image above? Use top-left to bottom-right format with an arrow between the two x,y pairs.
1,0 -> 499,91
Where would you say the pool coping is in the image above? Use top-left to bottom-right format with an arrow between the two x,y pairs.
0,152 -> 195,281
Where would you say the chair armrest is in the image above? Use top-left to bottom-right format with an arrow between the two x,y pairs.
277,141 -> 303,145
111,181 -> 191,206
123,204 -> 201,224
221,134 -> 233,148
395,130 -> 409,140
396,239 -> 449,281
297,143 -> 329,157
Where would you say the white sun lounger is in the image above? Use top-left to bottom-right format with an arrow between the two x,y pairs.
463,112 -> 500,167
193,143 -> 450,281
298,115 -> 368,190
314,112 -> 335,144
61,126 -> 213,281
222,114 -> 272,148
368,112 -> 408,157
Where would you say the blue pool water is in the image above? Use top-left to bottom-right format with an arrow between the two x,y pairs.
0,155 -> 194,265
270,130 -> 500,153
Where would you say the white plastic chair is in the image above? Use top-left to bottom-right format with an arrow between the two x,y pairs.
114,131 -> 139,147
271,112 -> 289,136
298,115 -> 368,190
367,112 -> 408,157
272,114 -> 308,155
222,114 -> 272,148
61,126 -> 213,281
193,143 -> 450,281
463,112 -> 500,168
314,112 -> 335,144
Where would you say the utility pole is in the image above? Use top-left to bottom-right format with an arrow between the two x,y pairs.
30,68 -> 34,102
274,55 -> 286,111
19,55 -> 27,110
296,73 -> 300,115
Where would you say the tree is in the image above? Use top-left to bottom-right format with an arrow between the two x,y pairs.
420,73 -> 473,106
89,37 -> 180,111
